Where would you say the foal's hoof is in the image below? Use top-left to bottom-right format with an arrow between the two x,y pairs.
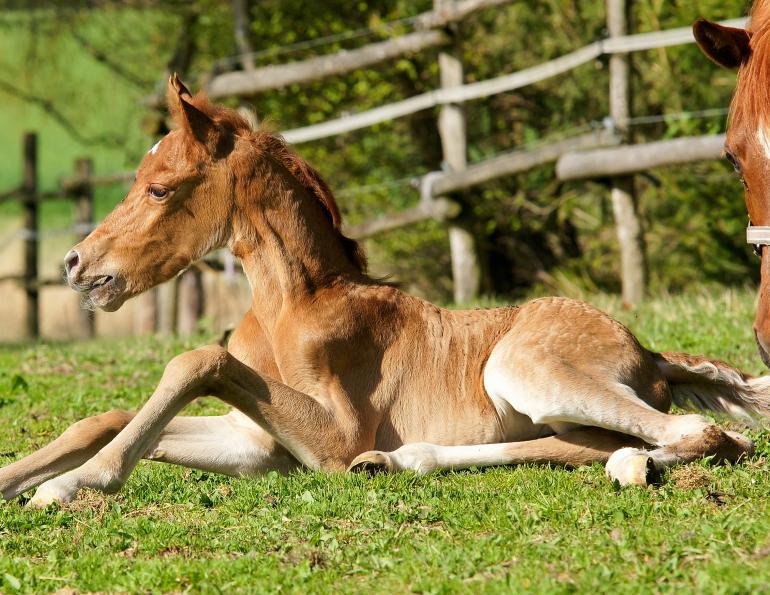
27,486 -> 71,508
348,451 -> 394,475
606,448 -> 658,487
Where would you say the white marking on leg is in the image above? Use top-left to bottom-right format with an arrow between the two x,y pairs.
388,442 -> 519,474
28,468 -> 83,506
656,414 -> 711,446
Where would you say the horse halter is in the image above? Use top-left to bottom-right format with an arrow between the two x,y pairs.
747,220 -> 770,257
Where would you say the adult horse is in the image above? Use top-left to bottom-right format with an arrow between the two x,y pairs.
0,76 -> 767,507
695,2 -> 770,366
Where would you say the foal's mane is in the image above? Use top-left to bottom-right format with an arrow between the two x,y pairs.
186,94 -> 368,273
733,0 -> 770,125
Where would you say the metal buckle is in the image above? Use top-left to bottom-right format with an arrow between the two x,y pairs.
747,220 -> 770,257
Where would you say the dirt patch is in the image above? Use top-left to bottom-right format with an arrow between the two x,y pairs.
669,466 -> 713,489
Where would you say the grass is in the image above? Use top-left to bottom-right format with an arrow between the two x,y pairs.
1,287 -> 770,593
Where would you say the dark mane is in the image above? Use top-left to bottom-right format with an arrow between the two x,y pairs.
187,93 -> 368,274
733,1 -> 770,125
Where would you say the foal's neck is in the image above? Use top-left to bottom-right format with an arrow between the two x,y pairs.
228,150 -> 361,335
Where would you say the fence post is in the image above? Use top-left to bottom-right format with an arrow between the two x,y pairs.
607,0 -> 647,305
435,0 -> 481,304
22,132 -> 39,339
134,290 -> 159,335
178,267 -> 205,335
158,279 -> 180,335
74,158 -> 96,338
232,0 -> 255,72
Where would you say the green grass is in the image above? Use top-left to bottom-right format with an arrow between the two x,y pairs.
2,287 -> 770,593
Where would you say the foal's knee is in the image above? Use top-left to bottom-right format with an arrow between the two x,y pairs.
162,345 -> 230,388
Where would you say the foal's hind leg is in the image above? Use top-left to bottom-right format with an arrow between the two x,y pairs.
349,428 -> 644,474
489,371 -> 752,487
483,315 -> 754,486
605,427 -> 753,486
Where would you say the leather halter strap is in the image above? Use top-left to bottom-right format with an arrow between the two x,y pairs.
747,220 -> 770,256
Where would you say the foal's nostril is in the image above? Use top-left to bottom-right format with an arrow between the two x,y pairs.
63,249 -> 80,277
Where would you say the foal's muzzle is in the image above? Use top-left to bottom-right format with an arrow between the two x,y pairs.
62,246 -> 124,310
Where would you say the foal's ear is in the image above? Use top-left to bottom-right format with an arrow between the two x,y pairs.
166,73 -> 222,152
694,19 -> 752,69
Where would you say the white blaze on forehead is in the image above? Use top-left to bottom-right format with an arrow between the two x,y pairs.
758,126 -> 770,160
148,139 -> 162,155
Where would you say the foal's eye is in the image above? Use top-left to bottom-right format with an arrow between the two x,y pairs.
148,184 -> 169,200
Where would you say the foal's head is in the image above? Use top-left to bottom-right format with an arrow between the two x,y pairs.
64,75 -> 364,312
695,5 -> 770,363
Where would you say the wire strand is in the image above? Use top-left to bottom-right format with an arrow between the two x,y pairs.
211,13 -> 424,72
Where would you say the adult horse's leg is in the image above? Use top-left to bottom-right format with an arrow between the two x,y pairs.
24,345 -> 366,505
1,411 -> 297,502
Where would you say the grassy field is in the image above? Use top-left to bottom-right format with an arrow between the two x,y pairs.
1,287 -> 770,593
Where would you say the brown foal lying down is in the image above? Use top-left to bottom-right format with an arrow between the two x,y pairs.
1,76 -> 767,507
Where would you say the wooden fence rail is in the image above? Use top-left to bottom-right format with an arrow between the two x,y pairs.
281,17 -> 746,145
203,0 -> 517,99
345,129 -> 621,240
267,4 -> 739,303
556,134 -> 726,181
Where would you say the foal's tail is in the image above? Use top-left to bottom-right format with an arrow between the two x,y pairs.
654,352 -> 770,423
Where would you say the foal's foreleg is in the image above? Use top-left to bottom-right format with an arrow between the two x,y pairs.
0,410 -> 298,503
27,345 -> 363,505
349,428 -> 644,475
0,409 -> 133,500
28,412 -> 299,507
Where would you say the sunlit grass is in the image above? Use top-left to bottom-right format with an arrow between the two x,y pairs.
1,286 -> 769,593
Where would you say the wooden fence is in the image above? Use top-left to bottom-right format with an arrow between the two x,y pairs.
201,0 -> 742,304
0,1 -> 740,339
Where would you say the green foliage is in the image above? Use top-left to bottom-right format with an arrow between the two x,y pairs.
0,1 -> 758,300
1,288 -> 770,592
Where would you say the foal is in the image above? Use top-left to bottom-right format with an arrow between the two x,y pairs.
0,76 -> 766,507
